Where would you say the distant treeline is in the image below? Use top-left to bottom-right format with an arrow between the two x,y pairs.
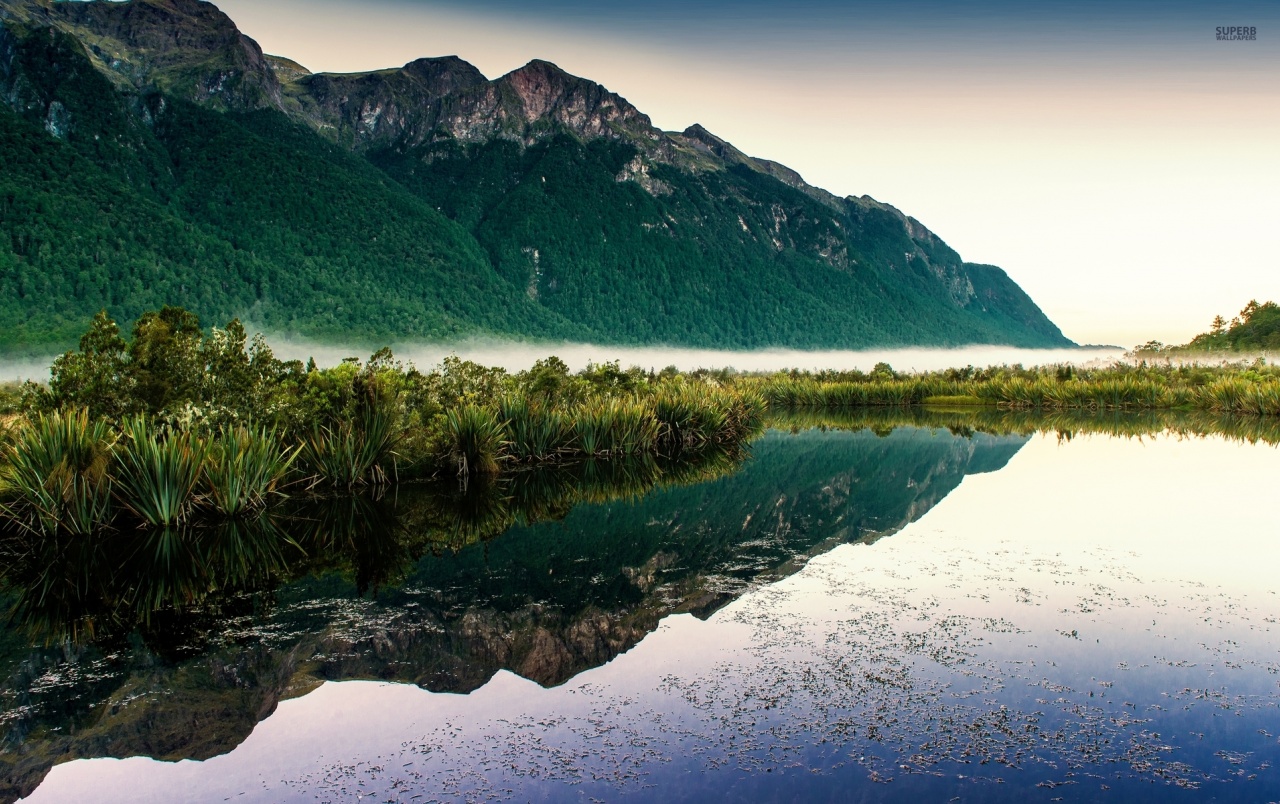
1133,300 -> 1280,354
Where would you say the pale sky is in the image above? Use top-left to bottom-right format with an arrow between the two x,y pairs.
213,0 -> 1279,348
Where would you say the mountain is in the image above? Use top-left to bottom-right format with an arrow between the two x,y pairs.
0,0 -> 1072,353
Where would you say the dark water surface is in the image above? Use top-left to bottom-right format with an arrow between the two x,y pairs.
3,422 -> 1278,802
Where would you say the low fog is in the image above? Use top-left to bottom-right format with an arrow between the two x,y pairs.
259,338 -> 1128,375
13,339 -> 1277,386
51,337 -> 1280,385
0,356 -> 55,384
1,340 -> 1137,384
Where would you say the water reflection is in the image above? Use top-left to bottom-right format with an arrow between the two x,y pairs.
2,412 -> 1279,802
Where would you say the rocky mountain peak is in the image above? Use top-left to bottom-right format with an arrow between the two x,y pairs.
680,123 -> 744,161
400,55 -> 487,96
496,58 -> 654,139
24,0 -> 283,110
674,122 -> 841,210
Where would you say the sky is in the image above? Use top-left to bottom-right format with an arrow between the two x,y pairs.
211,0 -> 1280,347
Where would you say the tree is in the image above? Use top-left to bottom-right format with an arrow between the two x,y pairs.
201,319 -> 255,411
520,356 -> 574,403
46,310 -> 135,420
870,362 -> 897,380
127,305 -> 204,414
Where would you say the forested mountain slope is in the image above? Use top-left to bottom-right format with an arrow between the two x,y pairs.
0,0 -> 1072,352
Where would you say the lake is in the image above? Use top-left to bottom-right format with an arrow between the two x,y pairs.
3,414 -> 1278,802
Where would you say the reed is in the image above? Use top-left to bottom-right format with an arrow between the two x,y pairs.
112,416 -> 208,528
0,409 -> 115,536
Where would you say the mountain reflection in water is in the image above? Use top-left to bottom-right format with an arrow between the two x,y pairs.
0,422 -> 1024,800
6,410 -> 1280,802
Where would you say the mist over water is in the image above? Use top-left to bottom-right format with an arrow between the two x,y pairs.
263,338 -> 1126,374
0,341 -> 1126,384
0,357 -> 53,384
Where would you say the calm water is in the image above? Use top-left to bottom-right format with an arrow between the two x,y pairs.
2,420 -> 1278,802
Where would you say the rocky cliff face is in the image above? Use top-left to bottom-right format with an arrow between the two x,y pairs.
291,55 -> 667,154
1,0 -> 283,109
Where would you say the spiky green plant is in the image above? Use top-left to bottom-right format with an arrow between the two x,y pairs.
303,405 -> 399,489
205,425 -> 300,517
652,386 -> 747,452
572,398 -> 660,456
500,396 -> 570,462
112,417 -> 208,528
573,412 -> 602,456
445,404 -> 506,476
0,409 -> 115,536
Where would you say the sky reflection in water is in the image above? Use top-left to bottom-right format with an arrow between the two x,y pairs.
17,431 -> 1280,803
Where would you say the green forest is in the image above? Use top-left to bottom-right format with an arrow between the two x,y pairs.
0,26 -> 582,351
1187,300 -> 1280,351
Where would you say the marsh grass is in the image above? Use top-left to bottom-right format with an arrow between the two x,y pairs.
303,406 -> 399,489
571,398 -> 661,457
652,386 -> 763,453
760,368 -> 1280,418
1199,378 -> 1280,415
500,396 -> 570,462
445,404 -> 507,476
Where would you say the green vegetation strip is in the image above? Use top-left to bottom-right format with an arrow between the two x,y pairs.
5,307 -> 1280,537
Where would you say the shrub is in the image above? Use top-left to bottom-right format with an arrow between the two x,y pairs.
444,404 -> 506,476
205,425 -> 300,517
113,416 -> 208,527
0,409 -> 115,536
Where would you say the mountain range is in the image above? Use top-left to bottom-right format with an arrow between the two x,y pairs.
0,0 -> 1072,353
